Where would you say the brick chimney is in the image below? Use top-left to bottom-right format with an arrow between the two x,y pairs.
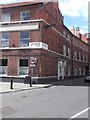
76,27 -> 80,38
70,26 -> 75,35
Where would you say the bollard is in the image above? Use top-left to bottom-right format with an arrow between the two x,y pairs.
29,77 -> 32,87
10,77 -> 13,89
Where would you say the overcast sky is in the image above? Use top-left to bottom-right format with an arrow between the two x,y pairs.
0,0 -> 89,34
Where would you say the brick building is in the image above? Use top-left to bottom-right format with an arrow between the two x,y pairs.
0,1 -> 90,83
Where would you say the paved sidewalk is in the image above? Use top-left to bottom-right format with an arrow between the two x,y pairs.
0,82 -> 52,94
0,77 -> 86,94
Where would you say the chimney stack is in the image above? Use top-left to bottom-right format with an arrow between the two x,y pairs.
76,27 -> 80,38
70,26 -> 75,35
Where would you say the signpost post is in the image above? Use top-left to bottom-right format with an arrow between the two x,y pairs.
29,57 -> 37,83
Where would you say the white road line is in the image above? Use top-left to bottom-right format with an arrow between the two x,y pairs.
70,107 -> 90,119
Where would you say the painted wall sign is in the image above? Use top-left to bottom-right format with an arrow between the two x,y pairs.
29,42 -> 48,50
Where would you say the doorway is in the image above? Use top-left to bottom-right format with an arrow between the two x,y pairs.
58,61 -> 66,80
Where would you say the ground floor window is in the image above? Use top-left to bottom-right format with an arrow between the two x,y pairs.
0,59 -> 8,75
19,59 -> 28,75
83,67 -> 85,75
79,67 -> 81,75
74,68 -> 77,75
67,64 -> 71,76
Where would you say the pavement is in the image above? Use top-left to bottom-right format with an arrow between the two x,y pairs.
0,82 -> 52,94
0,77 -> 88,94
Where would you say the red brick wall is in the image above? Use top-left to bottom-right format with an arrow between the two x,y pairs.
8,57 -> 18,76
10,32 -> 19,47
2,4 -> 40,21
31,30 -> 42,42
1,2 -> 89,78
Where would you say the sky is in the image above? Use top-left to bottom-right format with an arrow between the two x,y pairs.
0,0 -> 90,34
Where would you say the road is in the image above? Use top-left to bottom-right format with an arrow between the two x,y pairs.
1,78 -> 90,119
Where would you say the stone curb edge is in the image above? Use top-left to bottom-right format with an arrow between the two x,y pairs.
0,84 -> 53,94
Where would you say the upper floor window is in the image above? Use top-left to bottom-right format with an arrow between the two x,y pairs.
74,51 -> 77,59
63,45 -> 66,56
77,52 -> 79,59
79,52 -> 81,60
68,35 -> 70,40
2,13 -> 11,22
81,54 -> 83,61
20,31 -> 29,47
68,48 -> 70,58
63,31 -> 66,37
20,11 -> 31,21
86,56 -> 88,62
1,32 -> 9,47
83,54 -> 85,61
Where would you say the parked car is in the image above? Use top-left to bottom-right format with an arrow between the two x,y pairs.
85,73 -> 90,82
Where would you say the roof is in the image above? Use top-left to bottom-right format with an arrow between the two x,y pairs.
0,2 -> 43,9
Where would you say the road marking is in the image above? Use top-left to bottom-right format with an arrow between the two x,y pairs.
70,107 -> 90,119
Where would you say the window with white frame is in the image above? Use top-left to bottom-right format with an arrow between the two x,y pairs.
83,67 -> 85,75
63,31 -> 66,37
0,59 -> 8,75
79,52 -> 81,60
63,45 -> 66,56
68,65 -> 70,76
20,31 -> 29,47
86,56 -> 88,62
68,35 -> 70,40
1,32 -> 9,47
19,59 -> 28,75
74,51 -> 77,59
20,11 -> 31,21
77,52 -> 79,59
68,48 -> 70,58
74,68 -> 77,75
83,54 -> 85,61
79,67 -> 81,75
2,13 -> 11,22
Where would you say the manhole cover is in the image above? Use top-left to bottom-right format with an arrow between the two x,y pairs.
0,106 -> 16,116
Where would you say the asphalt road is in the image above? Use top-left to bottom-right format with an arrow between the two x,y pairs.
1,78 -> 90,119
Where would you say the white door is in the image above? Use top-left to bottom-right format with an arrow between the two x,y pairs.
58,61 -> 62,80
58,61 -> 66,80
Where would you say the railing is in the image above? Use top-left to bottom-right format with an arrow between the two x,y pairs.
0,19 -> 43,26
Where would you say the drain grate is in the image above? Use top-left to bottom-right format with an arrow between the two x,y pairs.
0,106 -> 16,116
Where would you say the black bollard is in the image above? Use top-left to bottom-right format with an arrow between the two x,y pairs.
29,77 -> 32,87
10,77 -> 13,89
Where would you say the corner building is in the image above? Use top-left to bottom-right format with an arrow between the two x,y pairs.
0,1 -> 90,83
